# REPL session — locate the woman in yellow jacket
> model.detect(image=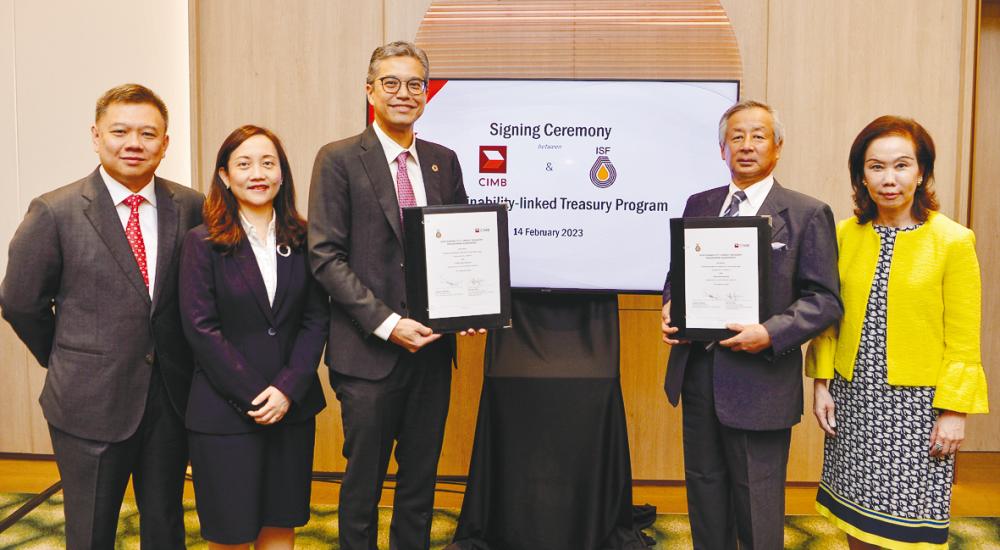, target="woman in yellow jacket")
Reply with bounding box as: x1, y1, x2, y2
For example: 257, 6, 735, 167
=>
806, 116, 988, 550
